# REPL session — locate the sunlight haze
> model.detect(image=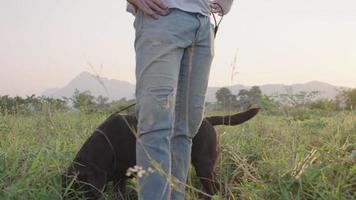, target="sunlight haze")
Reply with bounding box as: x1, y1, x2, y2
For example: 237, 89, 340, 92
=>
0, 0, 355, 96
